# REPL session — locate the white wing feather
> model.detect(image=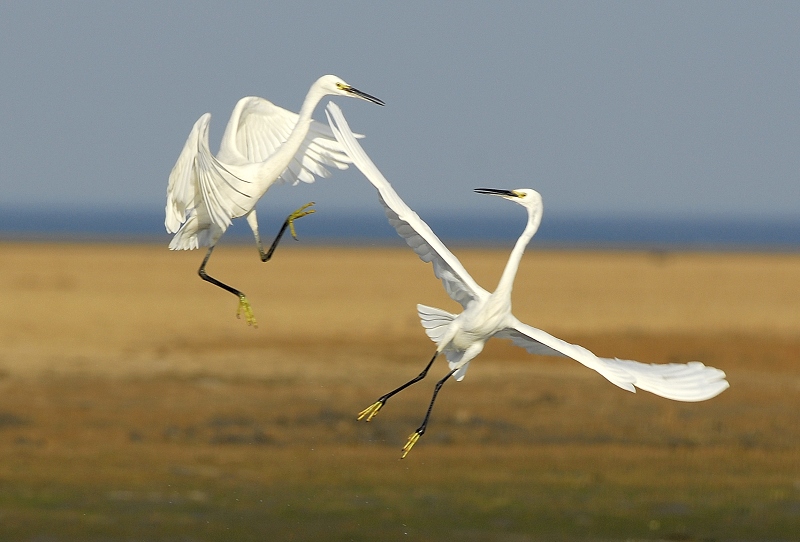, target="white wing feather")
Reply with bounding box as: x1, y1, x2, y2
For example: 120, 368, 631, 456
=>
166, 97, 357, 246
495, 319, 729, 401
165, 114, 206, 233
327, 102, 488, 308
217, 96, 355, 186
165, 113, 255, 233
